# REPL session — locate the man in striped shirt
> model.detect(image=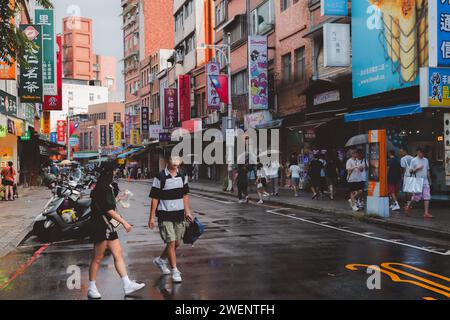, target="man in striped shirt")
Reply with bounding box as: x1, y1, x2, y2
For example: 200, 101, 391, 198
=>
148, 155, 192, 283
